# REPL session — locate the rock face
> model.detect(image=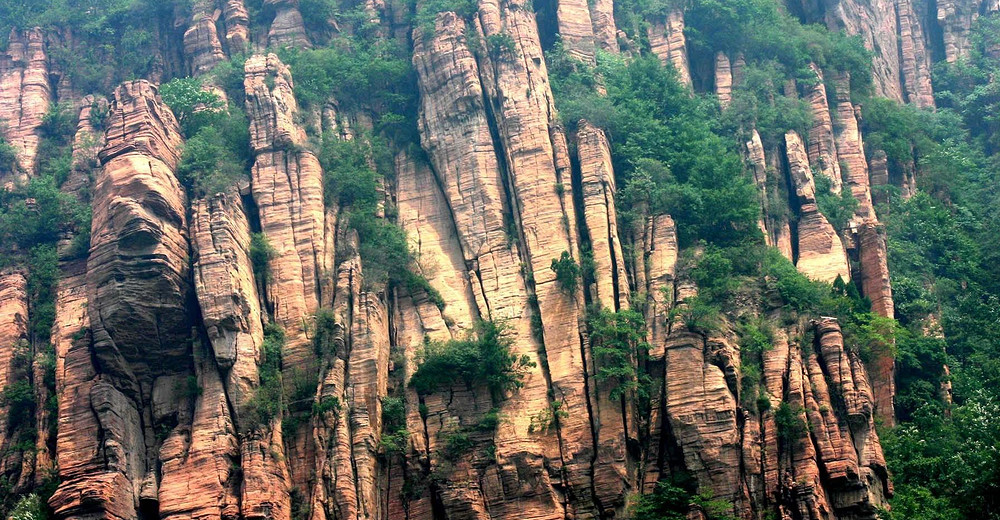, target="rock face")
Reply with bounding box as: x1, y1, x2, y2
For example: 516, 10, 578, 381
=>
184, 0, 227, 75
0, 28, 52, 182
785, 131, 851, 283
2, 0, 957, 518
647, 9, 691, 87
